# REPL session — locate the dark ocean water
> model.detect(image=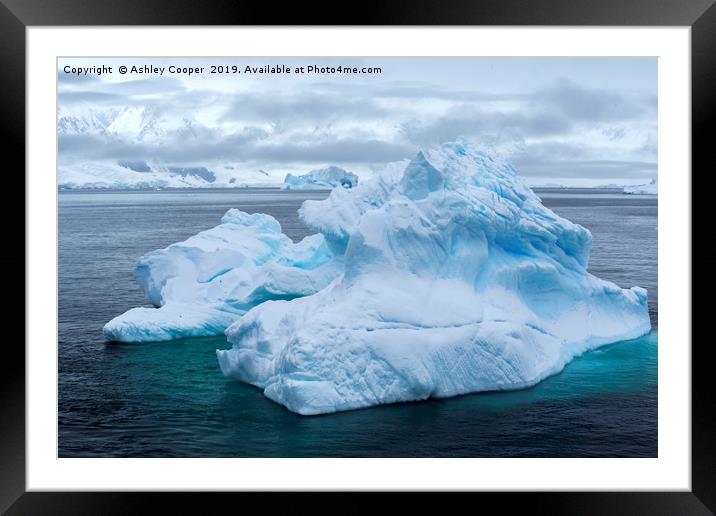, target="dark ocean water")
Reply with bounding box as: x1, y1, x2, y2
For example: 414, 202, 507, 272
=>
58, 188, 658, 457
